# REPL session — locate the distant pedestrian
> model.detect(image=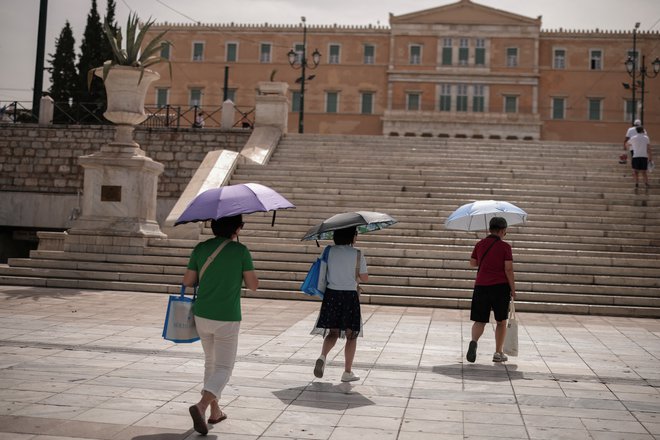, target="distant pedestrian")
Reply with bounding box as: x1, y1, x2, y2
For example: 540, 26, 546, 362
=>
193, 111, 205, 128
466, 217, 516, 363
182, 215, 258, 435
624, 119, 644, 164
630, 126, 653, 188
312, 226, 368, 382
